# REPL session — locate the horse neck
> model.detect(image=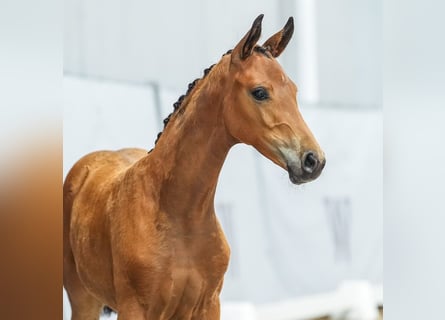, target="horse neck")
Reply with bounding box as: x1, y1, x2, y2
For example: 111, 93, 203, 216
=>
142, 66, 235, 221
